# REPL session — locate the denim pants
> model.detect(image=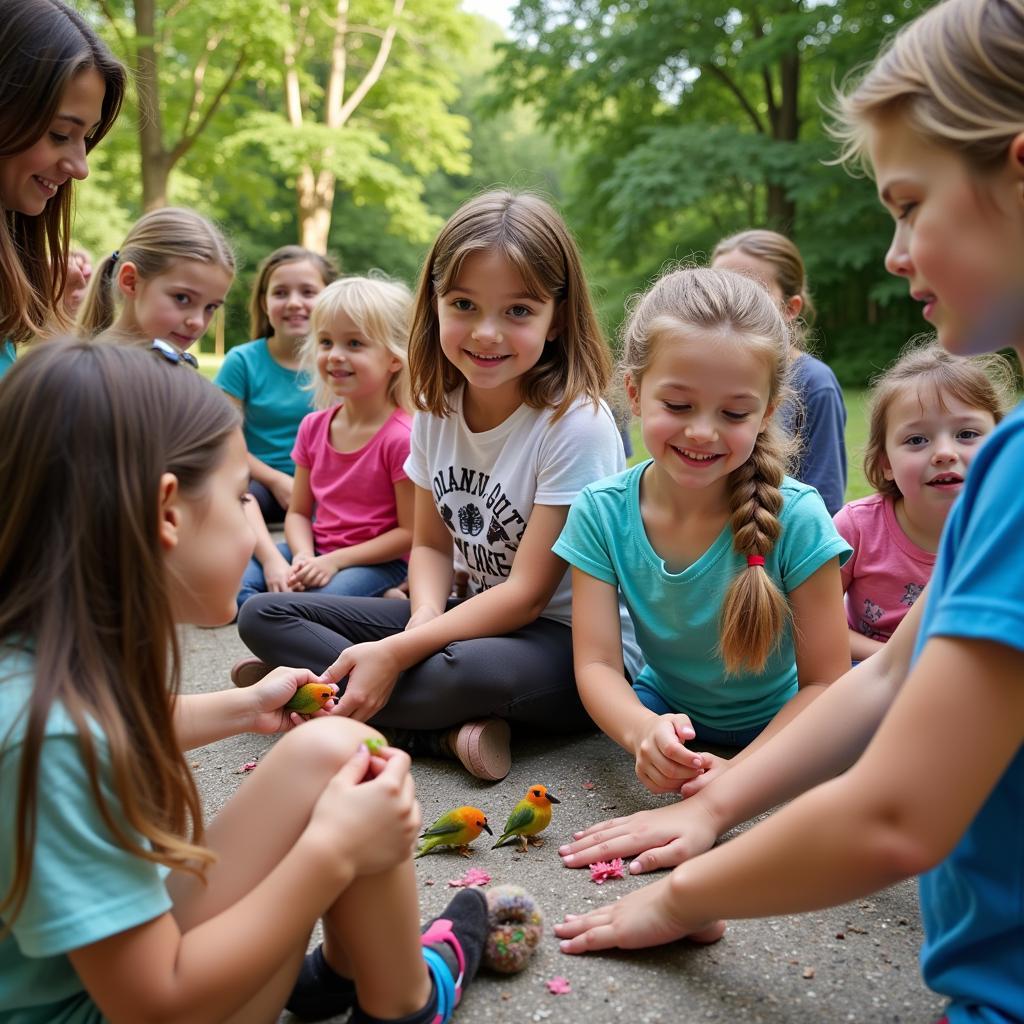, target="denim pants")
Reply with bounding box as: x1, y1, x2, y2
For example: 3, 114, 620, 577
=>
632, 677, 768, 747
236, 542, 407, 609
